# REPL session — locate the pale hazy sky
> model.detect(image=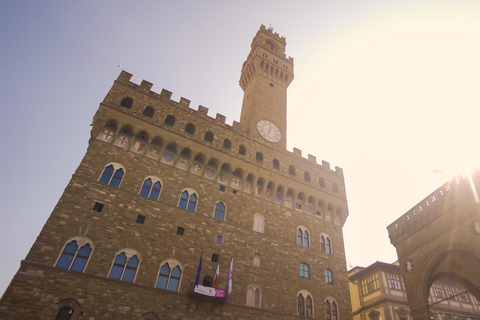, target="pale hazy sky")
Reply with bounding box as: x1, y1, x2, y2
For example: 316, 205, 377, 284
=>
1, 1, 480, 295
